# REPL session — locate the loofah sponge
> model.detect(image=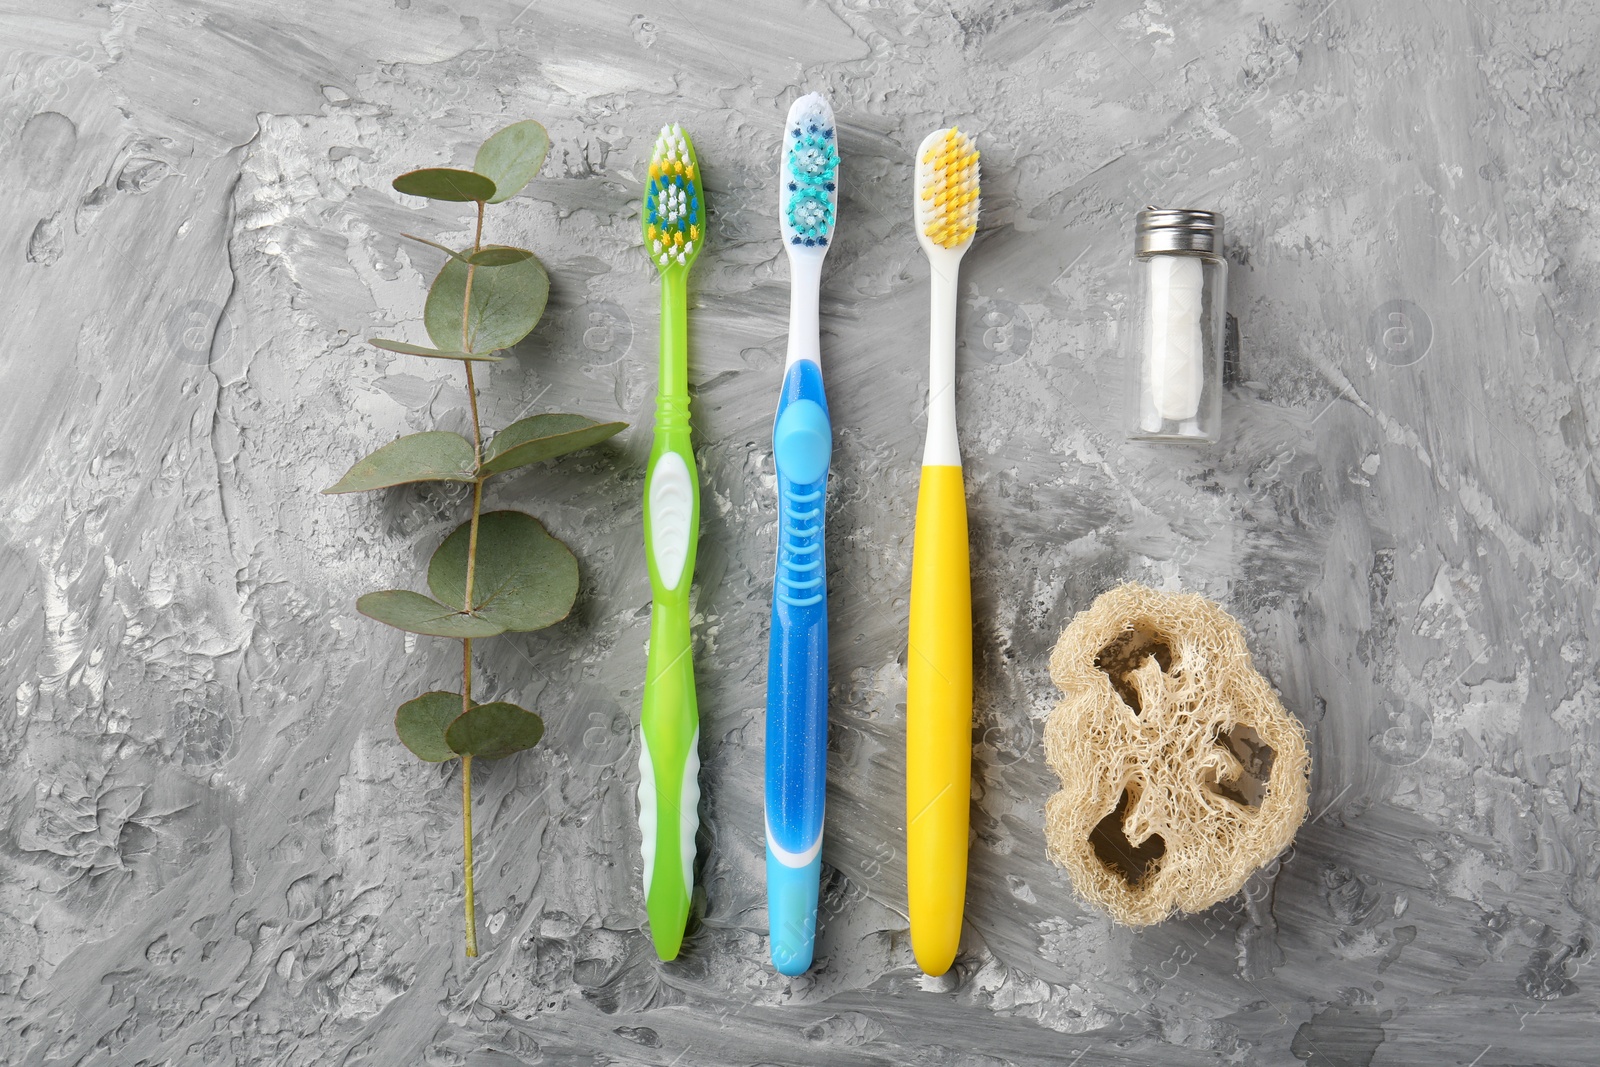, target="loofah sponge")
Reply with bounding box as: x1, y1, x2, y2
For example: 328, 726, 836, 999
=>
1043, 583, 1310, 925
